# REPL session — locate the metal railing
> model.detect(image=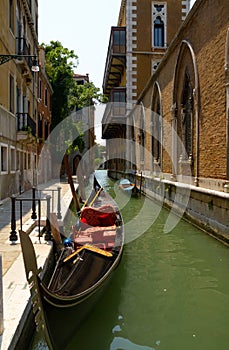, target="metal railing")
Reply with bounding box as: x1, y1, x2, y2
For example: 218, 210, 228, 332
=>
16, 112, 36, 136
9, 186, 62, 243
16, 37, 33, 68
